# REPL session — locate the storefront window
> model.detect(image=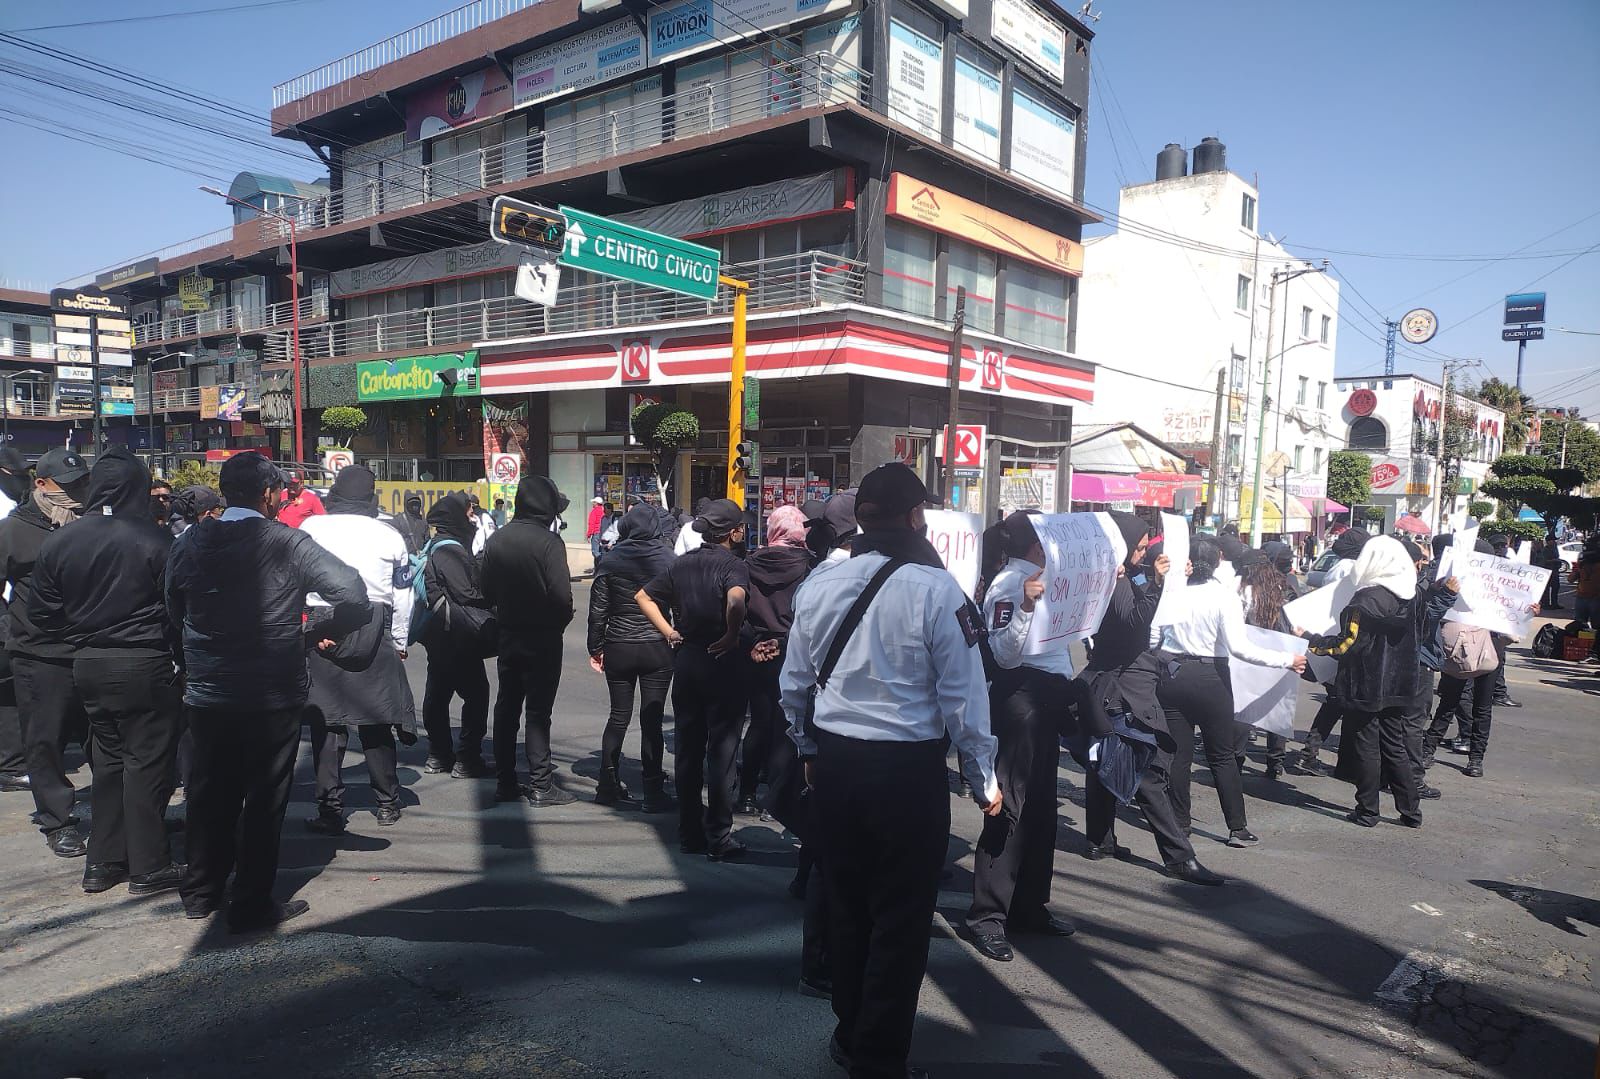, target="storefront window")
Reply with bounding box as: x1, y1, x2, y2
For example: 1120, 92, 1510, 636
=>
1004, 262, 1068, 350
884, 221, 937, 318
947, 240, 997, 333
